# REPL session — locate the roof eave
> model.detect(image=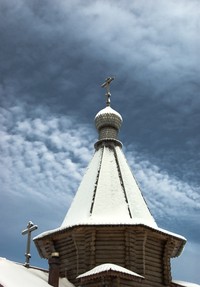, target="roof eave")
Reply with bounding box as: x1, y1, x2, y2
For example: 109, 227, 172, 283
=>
34, 223, 186, 259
